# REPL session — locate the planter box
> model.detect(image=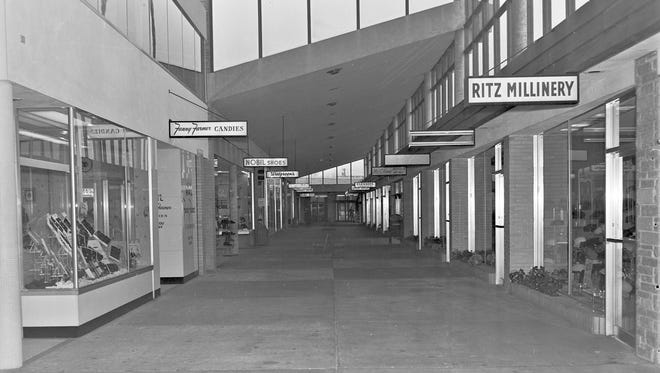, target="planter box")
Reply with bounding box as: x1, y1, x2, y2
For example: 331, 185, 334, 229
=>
451, 260, 497, 284
509, 283, 605, 335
